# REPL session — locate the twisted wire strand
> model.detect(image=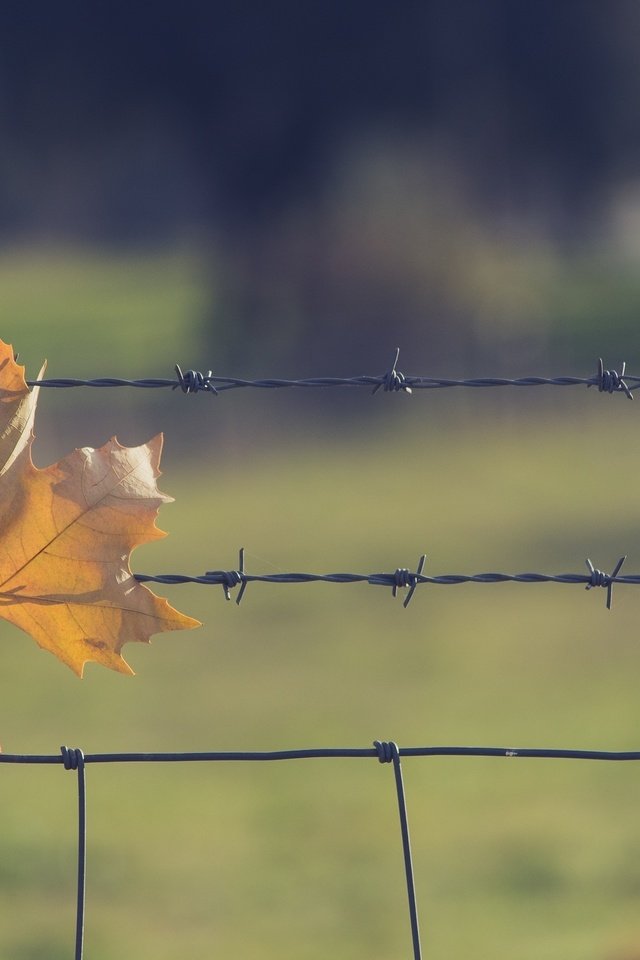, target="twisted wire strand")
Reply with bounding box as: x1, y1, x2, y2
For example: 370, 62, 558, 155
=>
23, 355, 639, 398
134, 554, 632, 609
